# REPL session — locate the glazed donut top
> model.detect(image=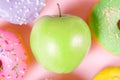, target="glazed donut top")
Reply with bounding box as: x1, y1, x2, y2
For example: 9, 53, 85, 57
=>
90, 0, 120, 55
0, 29, 28, 80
